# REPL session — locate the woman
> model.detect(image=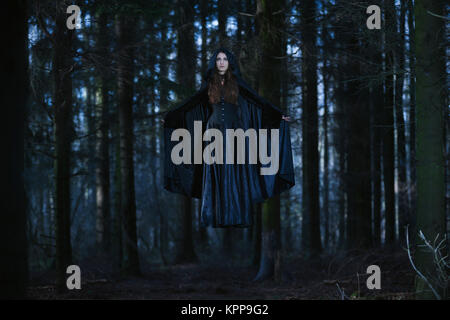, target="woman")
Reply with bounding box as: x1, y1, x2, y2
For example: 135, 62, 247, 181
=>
163, 47, 294, 228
